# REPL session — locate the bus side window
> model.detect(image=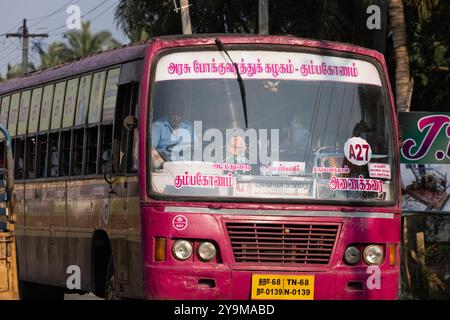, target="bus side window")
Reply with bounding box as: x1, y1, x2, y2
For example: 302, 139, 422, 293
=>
128, 128, 138, 173
48, 133, 59, 177
25, 136, 37, 179
126, 83, 139, 173
14, 138, 25, 180
100, 124, 113, 174
86, 126, 99, 175
71, 129, 84, 176
36, 134, 48, 178
60, 131, 71, 177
